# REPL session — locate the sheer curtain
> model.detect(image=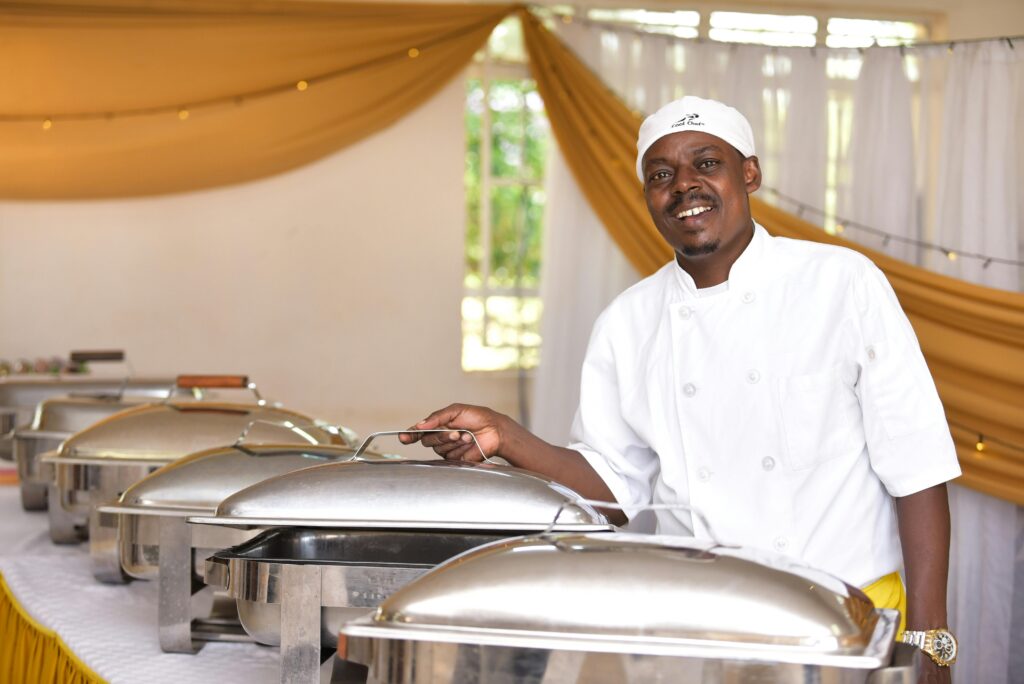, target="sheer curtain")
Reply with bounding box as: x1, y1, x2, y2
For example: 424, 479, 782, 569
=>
841, 49, 919, 263
530, 21, 639, 446
535, 18, 1023, 683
